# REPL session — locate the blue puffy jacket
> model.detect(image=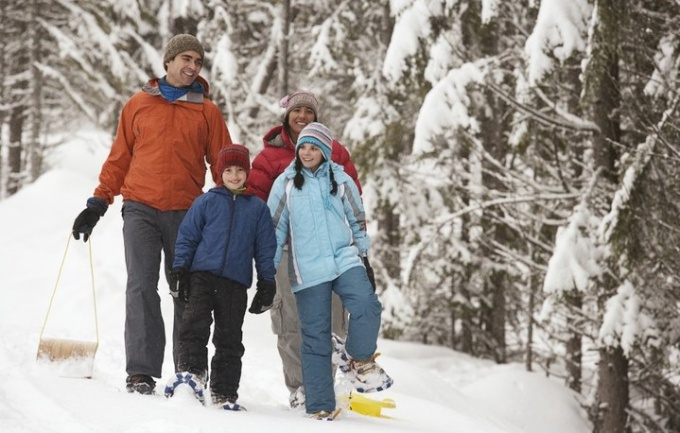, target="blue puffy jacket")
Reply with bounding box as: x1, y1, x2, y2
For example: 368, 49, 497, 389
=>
267, 160, 370, 293
174, 186, 276, 288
